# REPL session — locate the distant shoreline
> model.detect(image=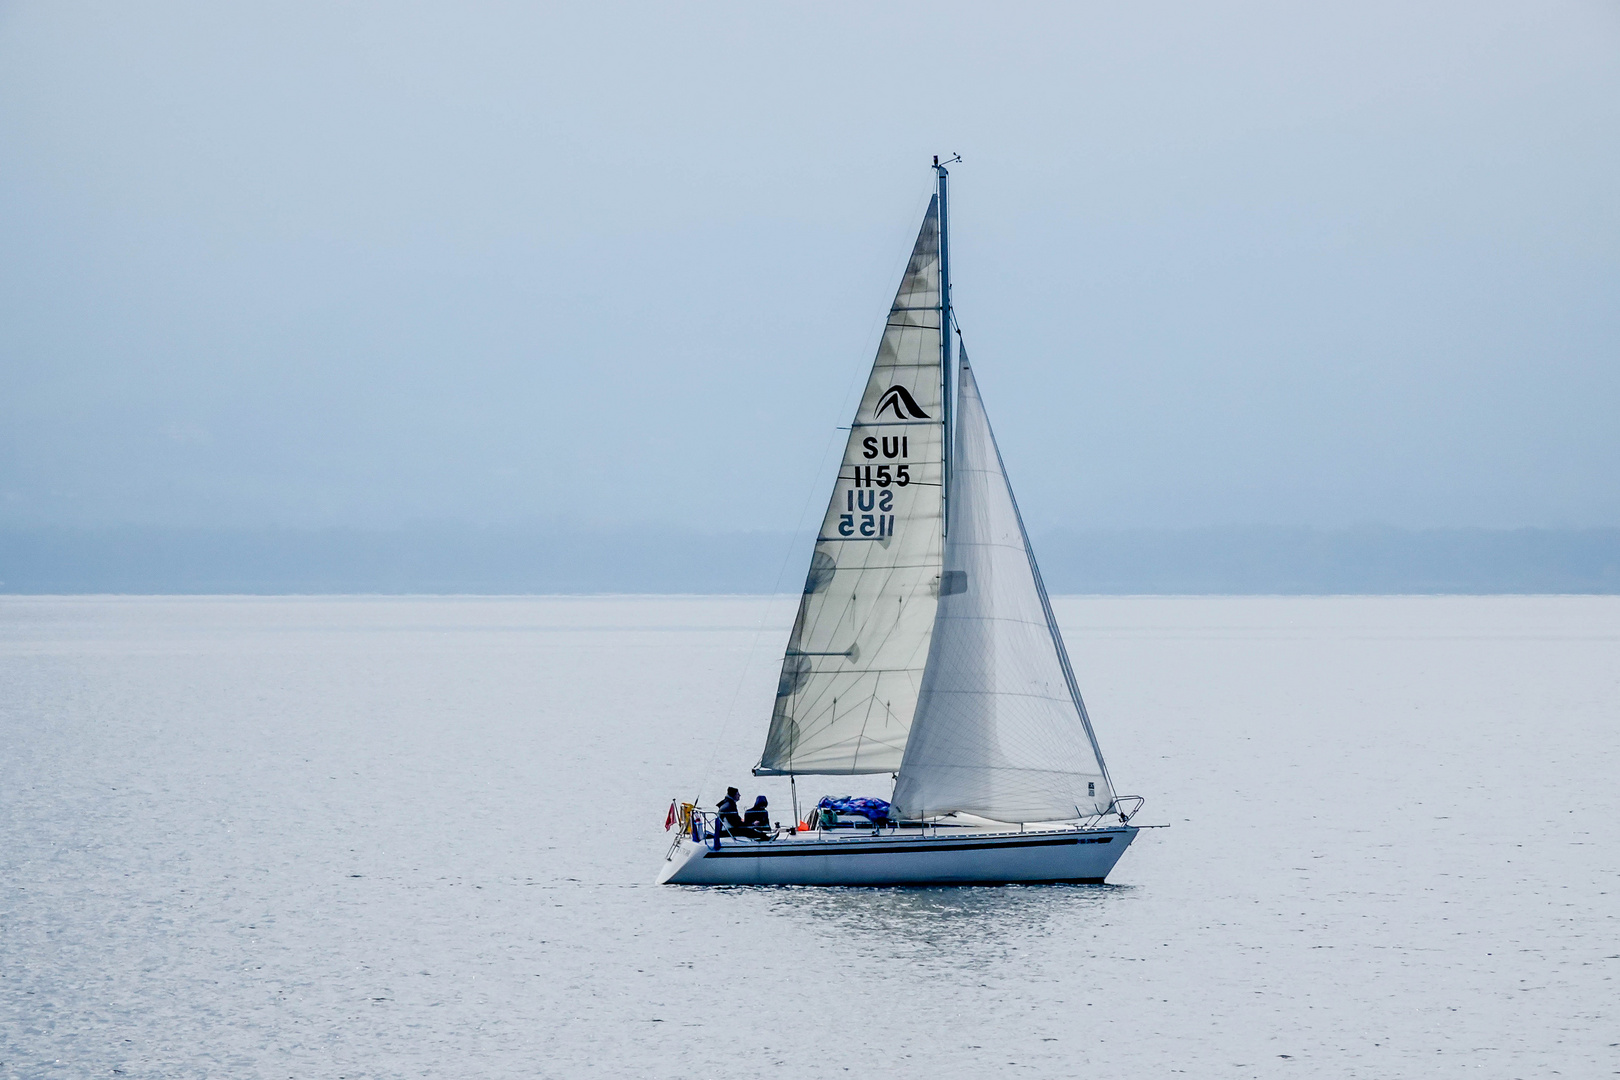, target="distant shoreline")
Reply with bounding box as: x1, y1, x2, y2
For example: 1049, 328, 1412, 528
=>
3, 525, 1617, 596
